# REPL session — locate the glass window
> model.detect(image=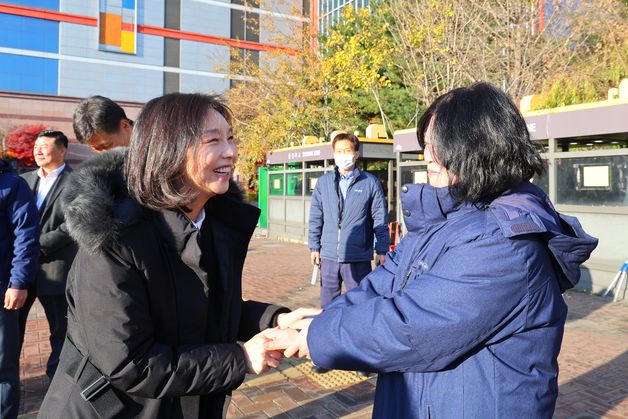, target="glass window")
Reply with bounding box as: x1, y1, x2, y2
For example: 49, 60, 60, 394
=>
287, 162, 302, 170
269, 164, 284, 171
269, 173, 284, 196
400, 165, 428, 186
306, 160, 325, 169
286, 173, 303, 196
531, 164, 549, 194
556, 155, 628, 206
556, 138, 628, 152
364, 160, 388, 171
305, 171, 324, 196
